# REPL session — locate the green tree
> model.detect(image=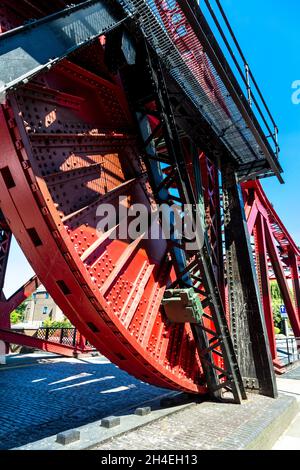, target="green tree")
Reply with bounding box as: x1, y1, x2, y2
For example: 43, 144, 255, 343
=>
42, 318, 73, 328
10, 302, 27, 324
270, 281, 284, 330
